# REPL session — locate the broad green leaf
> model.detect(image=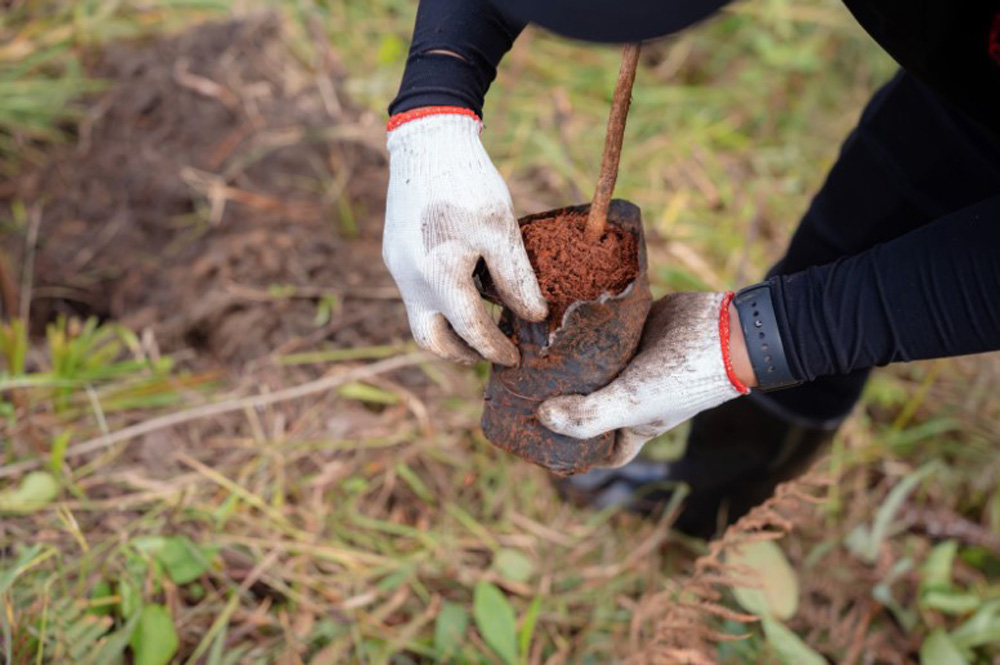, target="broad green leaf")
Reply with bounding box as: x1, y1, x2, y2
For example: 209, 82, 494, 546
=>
922, 590, 982, 615
518, 596, 542, 662
473, 581, 518, 665
950, 600, 1000, 650
494, 549, 535, 584
761, 617, 825, 665
0, 471, 59, 514
921, 540, 958, 592
132, 535, 211, 585
434, 601, 469, 660
337, 382, 399, 405
919, 629, 968, 665
727, 540, 799, 620
129, 604, 178, 665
